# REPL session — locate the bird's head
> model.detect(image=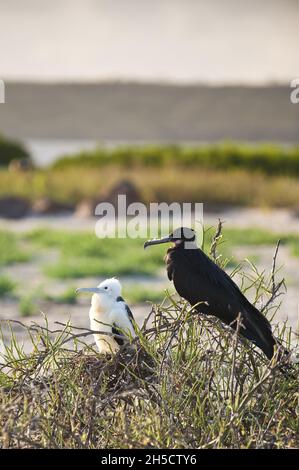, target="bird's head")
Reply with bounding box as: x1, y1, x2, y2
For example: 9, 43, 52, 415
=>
76, 278, 122, 309
144, 227, 197, 249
